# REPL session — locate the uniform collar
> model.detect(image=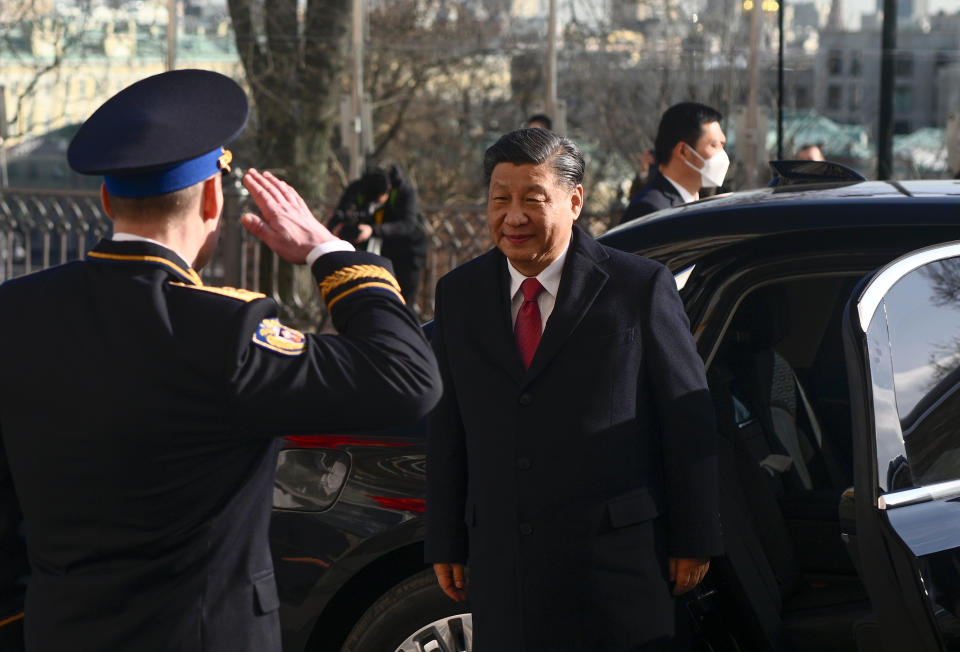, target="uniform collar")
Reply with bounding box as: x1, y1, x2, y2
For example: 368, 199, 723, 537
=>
111, 232, 183, 255
86, 238, 203, 286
